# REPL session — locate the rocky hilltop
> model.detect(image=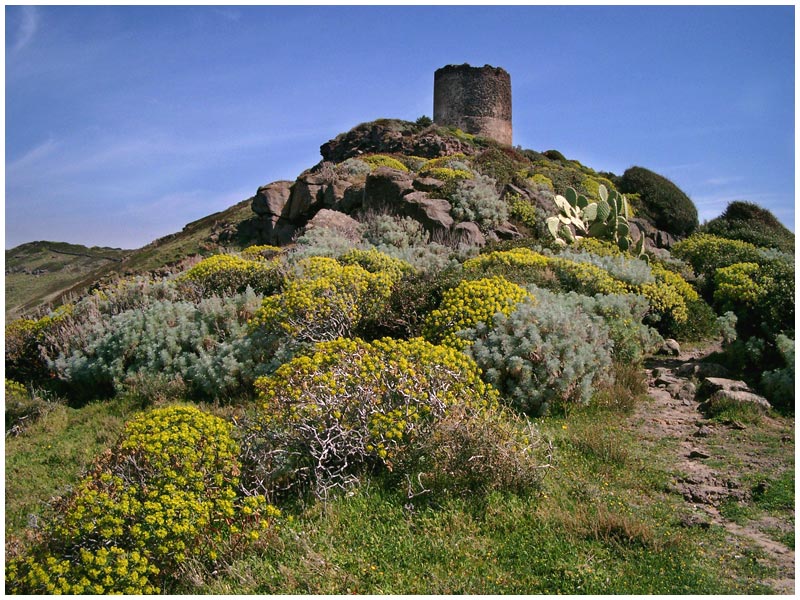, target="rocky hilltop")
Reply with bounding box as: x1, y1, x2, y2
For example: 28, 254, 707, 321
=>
239, 118, 688, 252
